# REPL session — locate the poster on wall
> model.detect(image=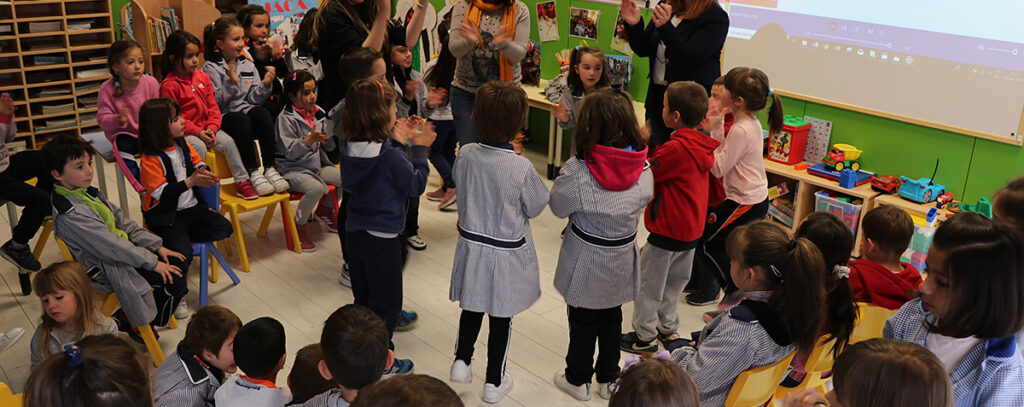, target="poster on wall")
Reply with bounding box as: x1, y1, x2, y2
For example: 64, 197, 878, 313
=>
521, 40, 541, 86
607, 54, 631, 91
610, 17, 632, 55
248, 0, 311, 50
568, 7, 599, 40
536, 1, 558, 42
